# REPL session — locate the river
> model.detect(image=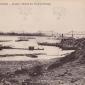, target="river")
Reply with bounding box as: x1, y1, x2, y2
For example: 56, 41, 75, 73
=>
0, 35, 74, 61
